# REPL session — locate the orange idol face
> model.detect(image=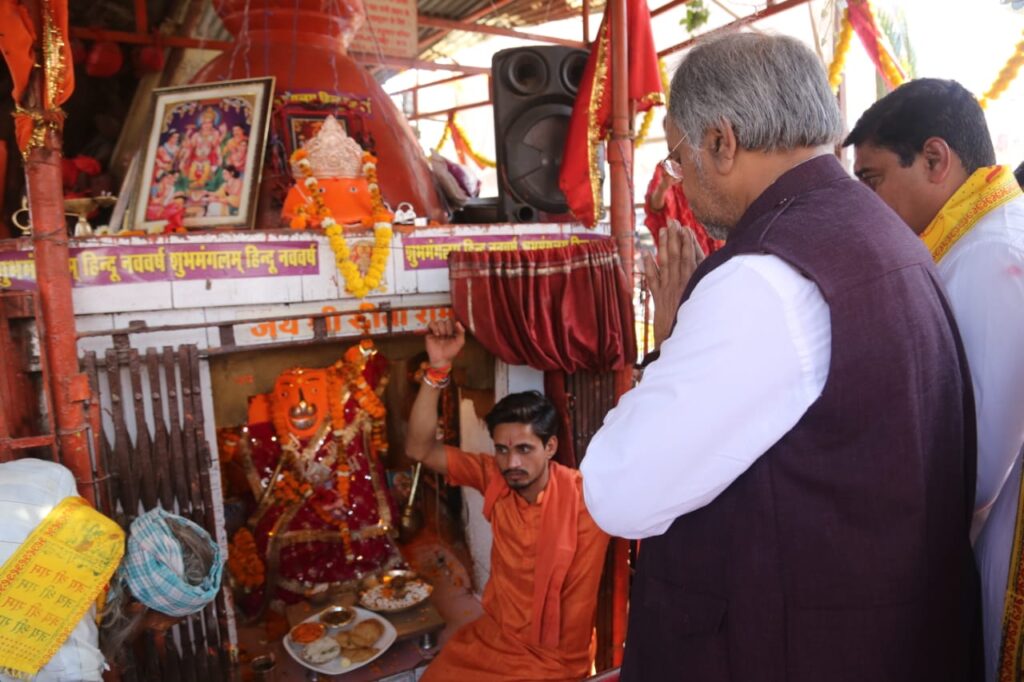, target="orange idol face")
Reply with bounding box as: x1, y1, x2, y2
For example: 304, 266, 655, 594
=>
272, 368, 330, 440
